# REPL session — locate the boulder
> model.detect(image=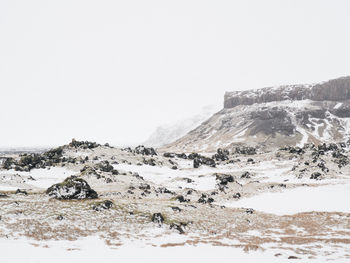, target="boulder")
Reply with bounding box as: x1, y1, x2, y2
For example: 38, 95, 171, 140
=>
310, 172, 322, 180
198, 194, 214, 204
241, 171, 251, 179
134, 145, 157, 156
190, 153, 216, 168
97, 161, 114, 173
212, 148, 229, 161
175, 195, 190, 203
152, 213, 164, 225
46, 176, 98, 200
215, 173, 234, 185
92, 200, 114, 211
170, 223, 185, 234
